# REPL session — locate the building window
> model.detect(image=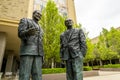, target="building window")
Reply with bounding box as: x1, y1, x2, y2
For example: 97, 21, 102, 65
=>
58, 0, 66, 5
33, 0, 68, 16
59, 7, 68, 17
34, 0, 46, 12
